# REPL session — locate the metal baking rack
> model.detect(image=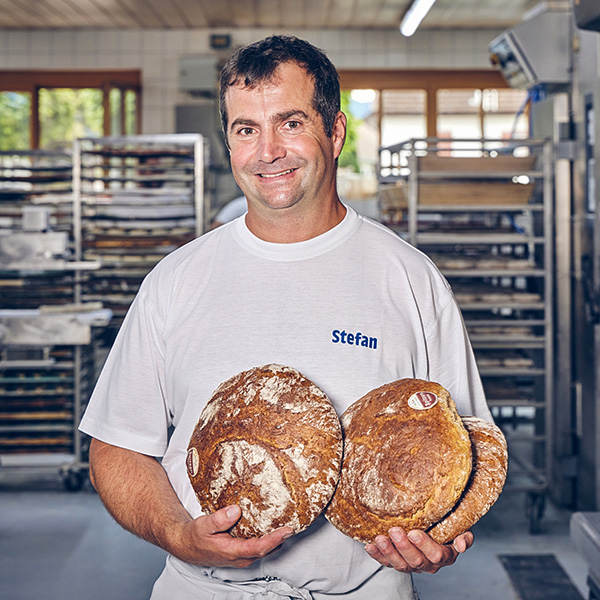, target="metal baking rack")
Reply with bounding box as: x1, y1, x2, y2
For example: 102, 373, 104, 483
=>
73, 134, 209, 346
0, 149, 111, 489
378, 138, 553, 533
